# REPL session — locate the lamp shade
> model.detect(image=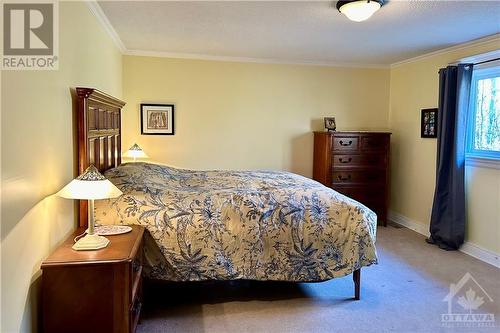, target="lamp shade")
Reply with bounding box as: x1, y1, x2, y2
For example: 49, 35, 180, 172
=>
57, 165, 123, 200
123, 143, 148, 159
337, 0, 383, 22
